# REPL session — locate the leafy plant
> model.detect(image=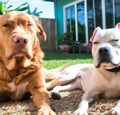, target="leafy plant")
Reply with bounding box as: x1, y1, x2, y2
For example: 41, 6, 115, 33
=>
13, 2, 31, 14
58, 32, 74, 45
0, 0, 43, 17
0, 0, 31, 14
